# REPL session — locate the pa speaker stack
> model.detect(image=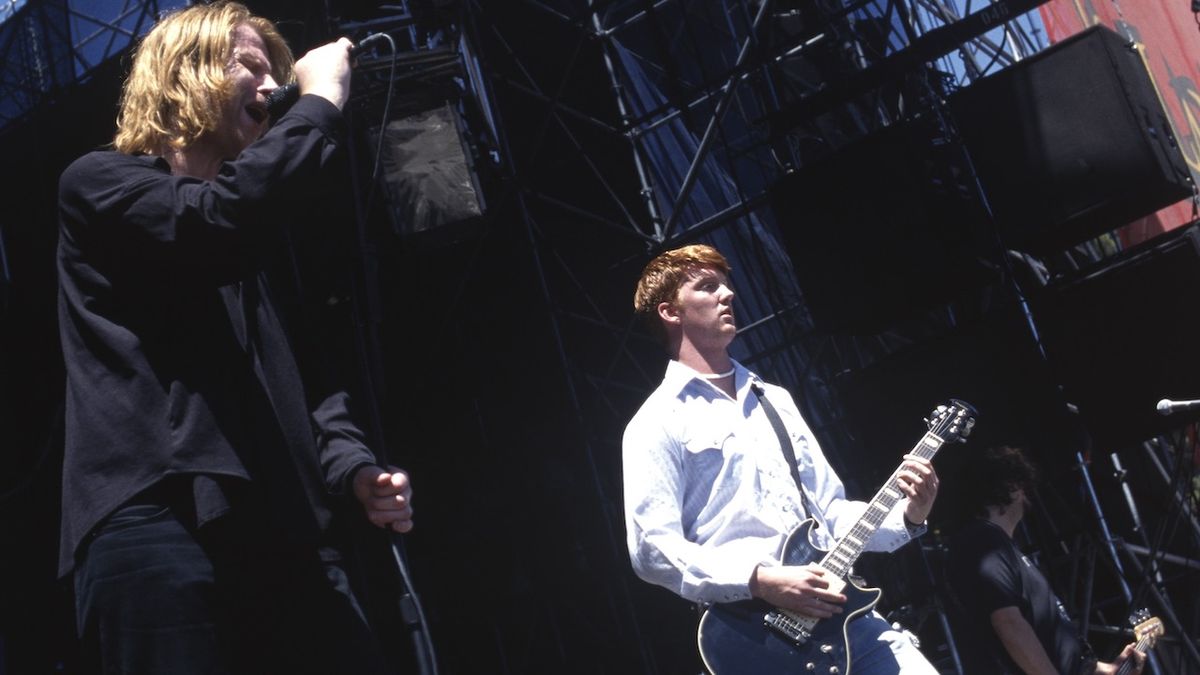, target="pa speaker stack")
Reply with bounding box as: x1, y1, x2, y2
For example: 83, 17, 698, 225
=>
949, 25, 1193, 253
